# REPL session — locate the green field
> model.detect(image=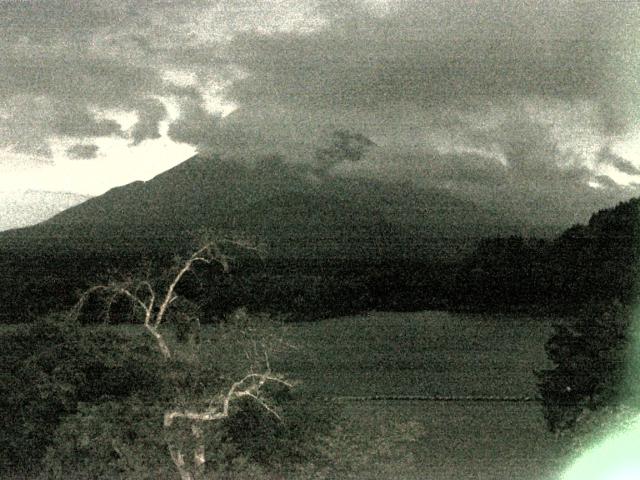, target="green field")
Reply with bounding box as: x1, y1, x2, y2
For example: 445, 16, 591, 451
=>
270, 311, 568, 479
276, 311, 555, 398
